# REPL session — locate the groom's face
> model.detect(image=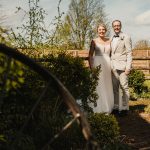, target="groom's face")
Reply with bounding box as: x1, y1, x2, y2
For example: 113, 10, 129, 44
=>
112, 21, 121, 34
